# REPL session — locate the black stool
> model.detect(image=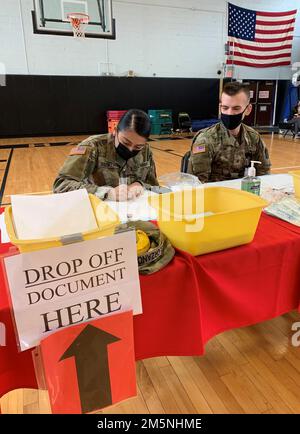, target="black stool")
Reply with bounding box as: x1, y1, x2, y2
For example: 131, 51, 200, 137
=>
278, 122, 296, 138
